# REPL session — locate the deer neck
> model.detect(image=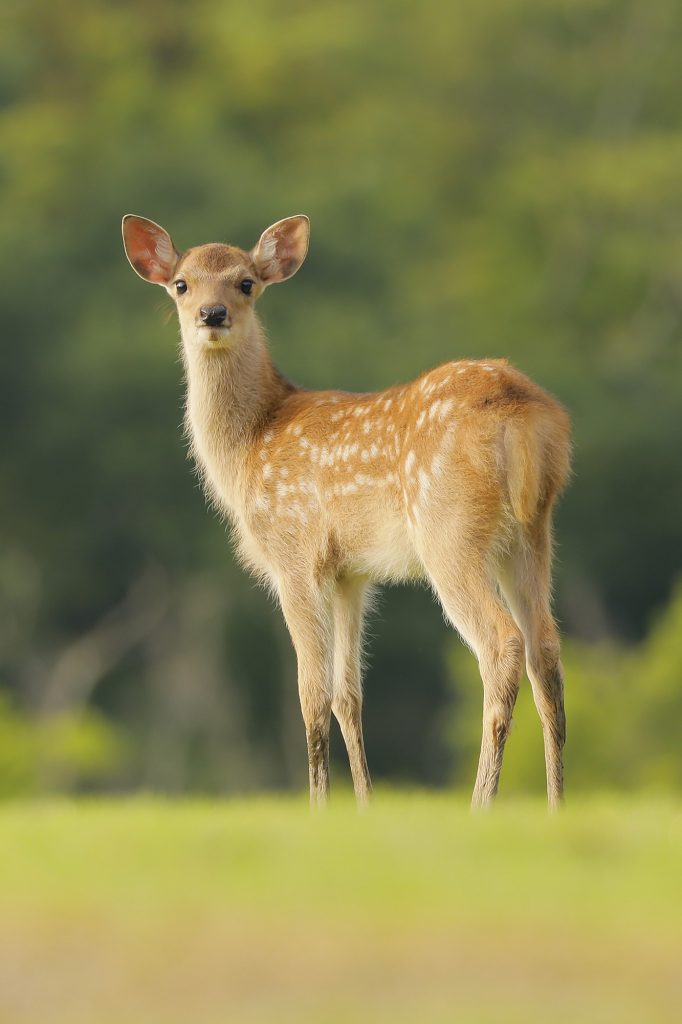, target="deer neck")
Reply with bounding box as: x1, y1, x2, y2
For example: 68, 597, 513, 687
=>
182, 323, 291, 512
